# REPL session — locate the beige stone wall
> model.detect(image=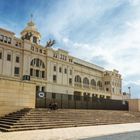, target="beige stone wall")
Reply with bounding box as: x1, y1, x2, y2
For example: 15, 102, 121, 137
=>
128, 99, 140, 112
47, 83, 74, 95
0, 79, 36, 117
0, 25, 129, 105
111, 94, 123, 100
